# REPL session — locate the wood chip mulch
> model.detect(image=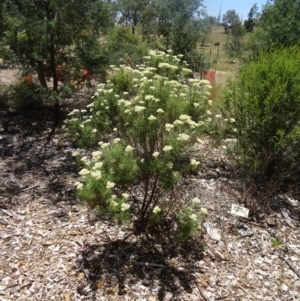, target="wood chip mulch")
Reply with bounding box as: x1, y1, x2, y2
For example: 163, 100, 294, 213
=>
0, 70, 299, 300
